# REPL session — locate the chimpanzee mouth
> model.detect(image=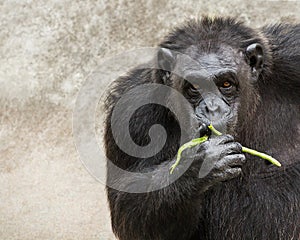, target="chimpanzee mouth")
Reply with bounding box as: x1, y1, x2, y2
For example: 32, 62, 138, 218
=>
196, 114, 231, 134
